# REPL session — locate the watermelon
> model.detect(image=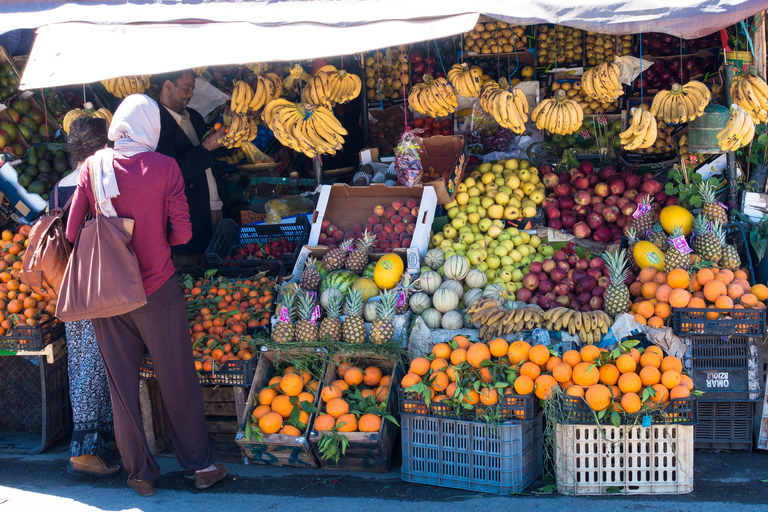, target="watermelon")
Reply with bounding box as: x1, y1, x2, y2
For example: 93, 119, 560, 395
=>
363, 262, 376, 279
316, 260, 329, 280
319, 270, 359, 297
